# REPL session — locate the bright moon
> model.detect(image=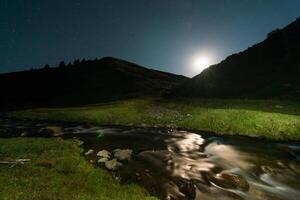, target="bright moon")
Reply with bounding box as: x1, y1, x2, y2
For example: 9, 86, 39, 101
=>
191, 56, 211, 73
